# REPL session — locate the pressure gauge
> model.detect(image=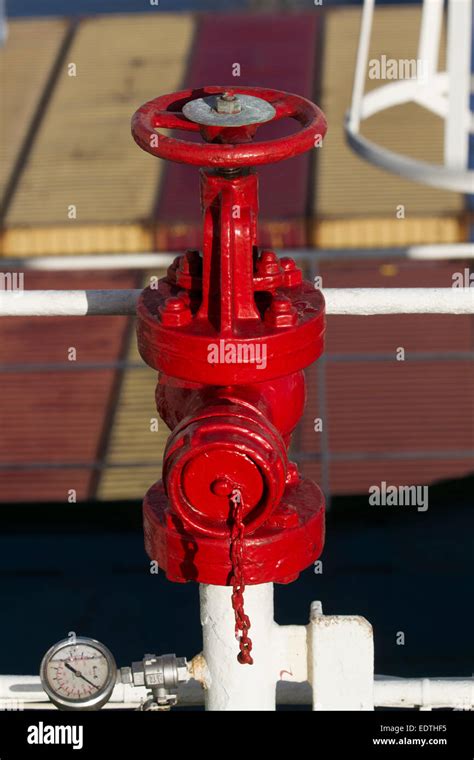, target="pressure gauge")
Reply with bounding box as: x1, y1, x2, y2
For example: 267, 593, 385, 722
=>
40, 637, 117, 710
